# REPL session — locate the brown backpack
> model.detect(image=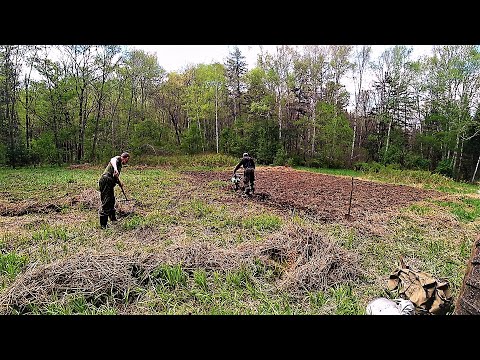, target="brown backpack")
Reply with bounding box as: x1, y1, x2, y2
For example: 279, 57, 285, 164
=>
387, 263, 452, 315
